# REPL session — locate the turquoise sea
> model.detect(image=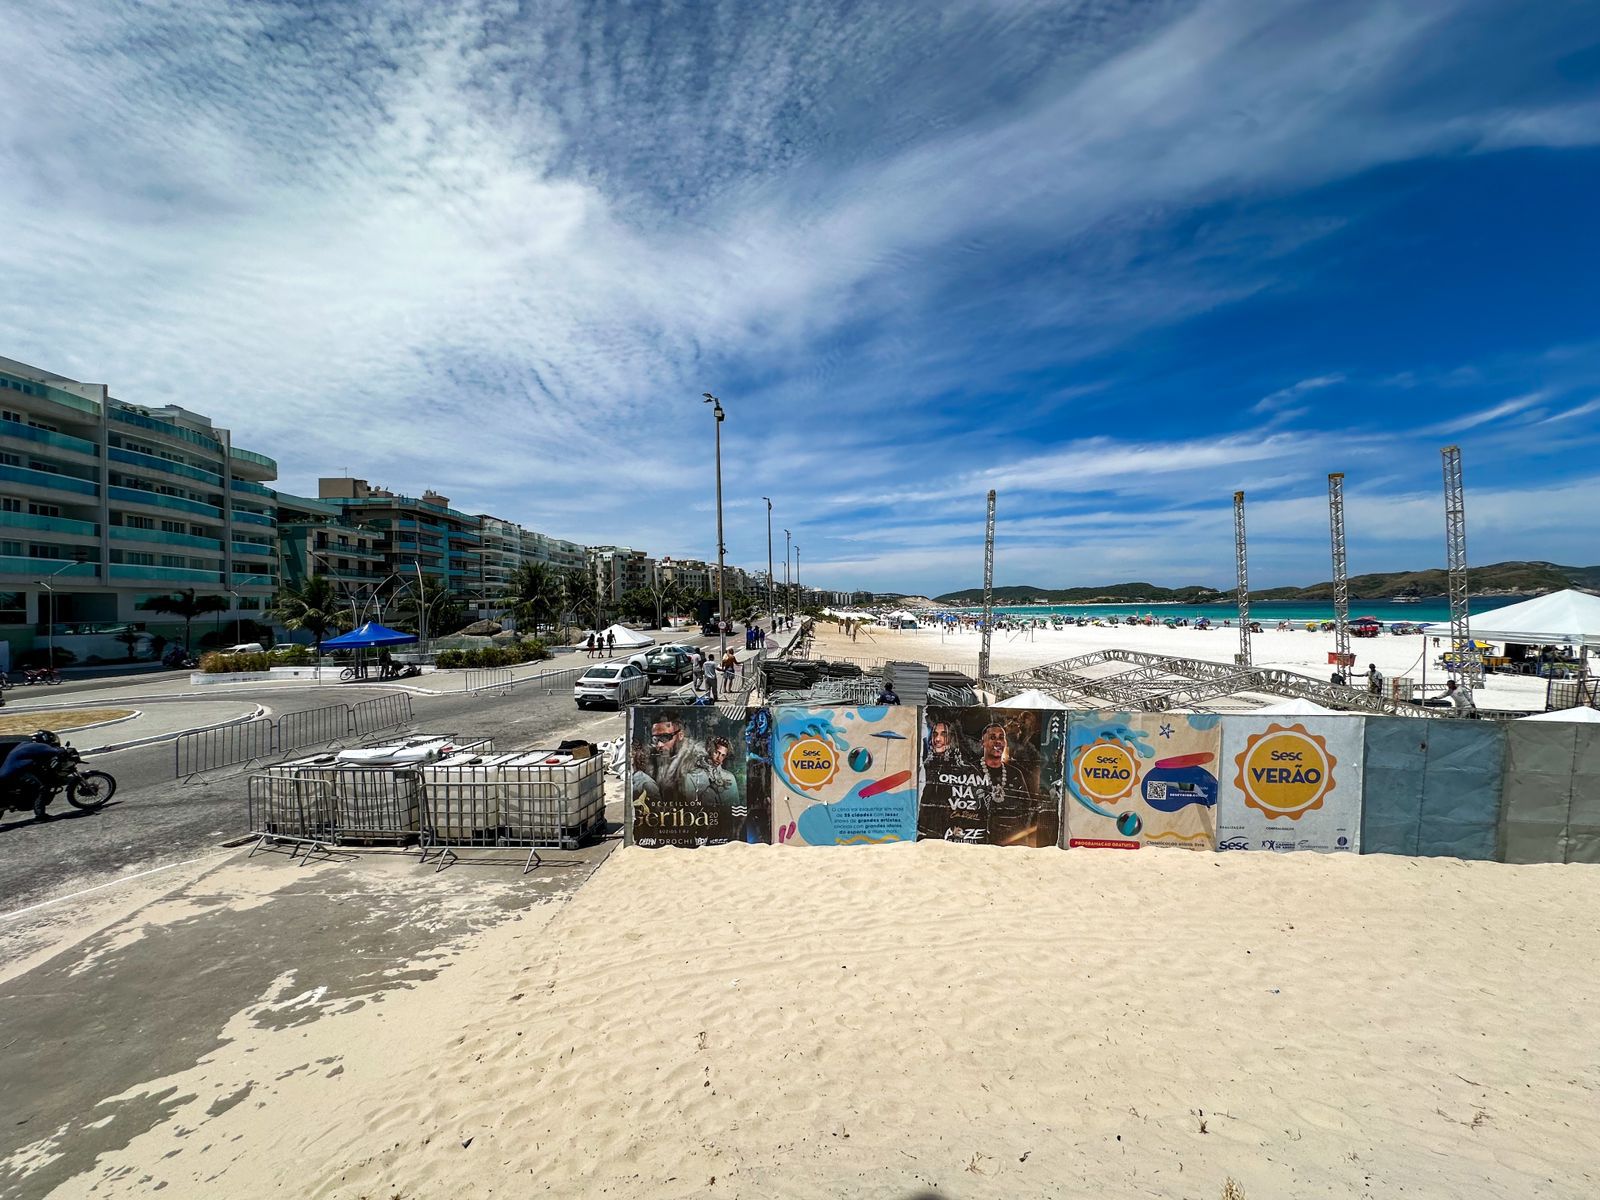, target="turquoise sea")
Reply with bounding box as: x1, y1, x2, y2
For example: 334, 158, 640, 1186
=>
954, 596, 1528, 625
